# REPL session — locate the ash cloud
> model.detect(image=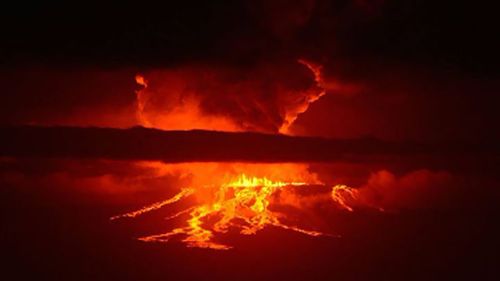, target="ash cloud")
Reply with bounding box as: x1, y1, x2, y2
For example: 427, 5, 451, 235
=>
136, 60, 325, 133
